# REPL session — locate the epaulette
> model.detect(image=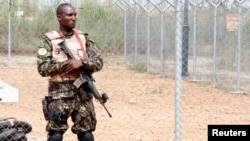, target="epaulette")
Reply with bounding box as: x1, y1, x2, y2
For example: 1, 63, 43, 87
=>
73, 29, 95, 45
45, 31, 63, 40
74, 29, 92, 43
